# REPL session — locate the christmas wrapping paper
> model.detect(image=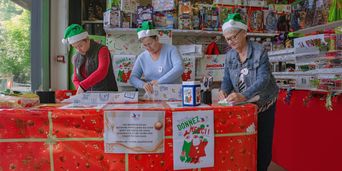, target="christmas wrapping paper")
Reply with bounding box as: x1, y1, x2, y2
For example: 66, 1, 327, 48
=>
0, 103, 257, 171
55, 90, 76, 103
